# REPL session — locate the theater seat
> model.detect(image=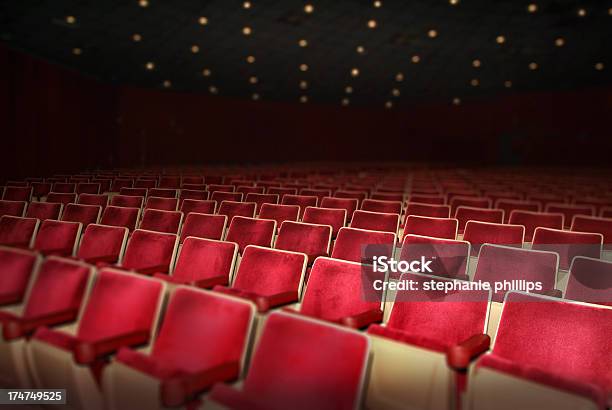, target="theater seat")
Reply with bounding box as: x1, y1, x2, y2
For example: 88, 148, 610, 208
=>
0, 216, 39, 248
155, 237, 237, 288
110, 179, 134, 192
145, 196, 178, 211
450, 196, 492, 216
60, 203, 102, 227
455, 206, 504, 234
545, 203, 595, 229
46, 192, 77, 206
120, 187, 148, 198
565, 256, 612, 305
303, 206, 346, 238
266, 187, 297, 200
76, 224, 128, 265
508, 210, 564, 242
180, 199, 216, 216
180, 213, 226, 242
405, 202, 451, 218
76, 183, 101, 195
399, 234, 470, 280
51, 182, 76, 194
219, 201, 256, 223
178, 189, 209, 206
118, 230, 178, 275
111, 195, 144, 209
244, 193, 278, 215
31, 182, 52, 199
0, 246, 40, 306
25, 202, 63, 220
237, 186, 265, 195
77, 193, 109, 210
495, 199, 540, 223
100, 206, 141, 232
408, 194, 445, 205
32, 220, 82, 257
0, 200, 26, 218
214, 246, 306, 312
571, 215, 612, 252
320, 197, 358, 221
463, 221, 524, 256
225, 216, 275, 254
366, 272, 491, 410
148, 188, 178, 199
259, 203, 299, 228
2, 186, 32, 202
28, 269, 165, 410
404, 215, 458, 240
465, 291, 612, 410
275, 221, 331, 264
332, 227, 396, 264
211, 191, 243, 204
139, 209, 183, 235
299, 188, 330, 205
351, 210, 399, 234
0, 256, 92, 387
208, 184, 235, 193
206, 311, 369, 410
281, 195, 318, 218
158, 176, 181, 189
361, 199, 402, 215
104, 287, 255, 409
532, 227, 602, 272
